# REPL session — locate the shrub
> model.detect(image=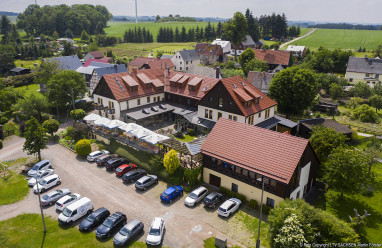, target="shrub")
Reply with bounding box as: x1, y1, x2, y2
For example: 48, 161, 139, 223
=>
174, 131, 184, 139
66, 123, 90, 141
75, 139, 91, 156
218, 186, 229, 195
352, 104, 379, 123
249, 199, 258, 209
0, 140, 3, 149
0, 117, 8, 125
41, 113, 52, 123
184, 167, 202, 186
150, 155, 164, 171
163, 149, 180, 175
187, 128, 195, 136
12, 111, 29, 123
70, 109, 86, 122
262, 204, 272, 215
42, 119, 60, 136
